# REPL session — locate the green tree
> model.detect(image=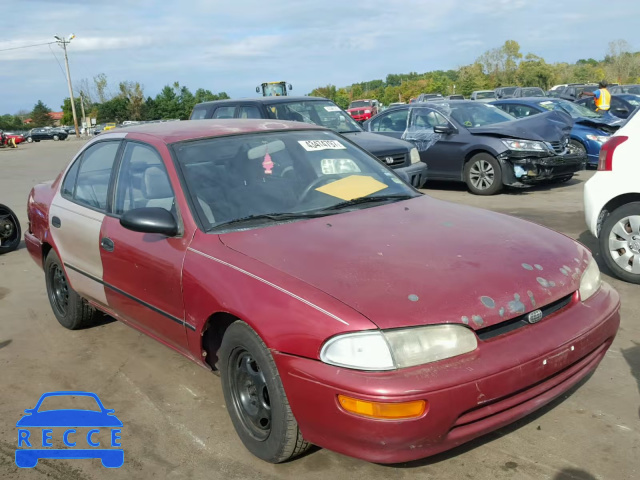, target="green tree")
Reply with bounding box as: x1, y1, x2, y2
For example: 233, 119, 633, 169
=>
61, 97, 83, 125
517, 54, 554, 88
97, 97, 129, 123
31, 101, 54, 127
118, 81, 145, 120
457, 64, 487, 96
